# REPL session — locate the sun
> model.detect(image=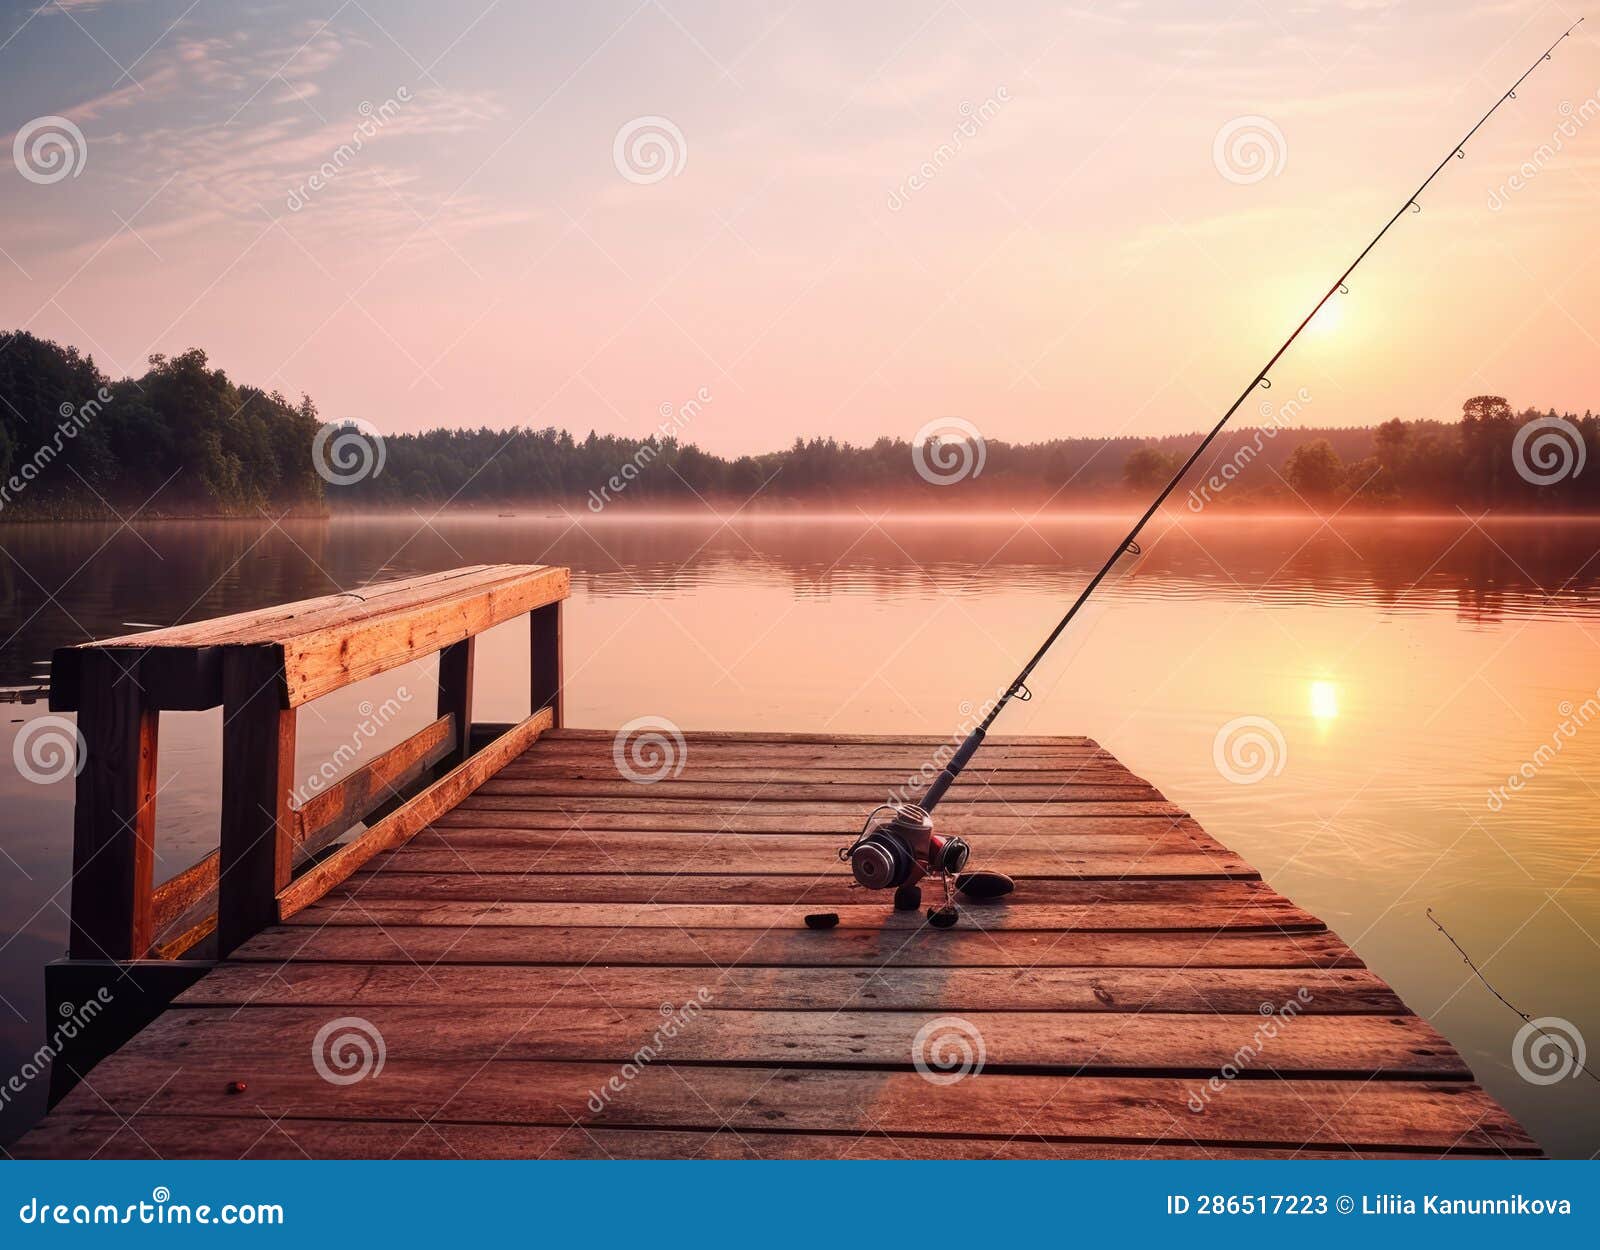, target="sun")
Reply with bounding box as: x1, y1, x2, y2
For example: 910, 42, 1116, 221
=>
1309, 296, 1345, 336
1310, 680, 1339, 720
